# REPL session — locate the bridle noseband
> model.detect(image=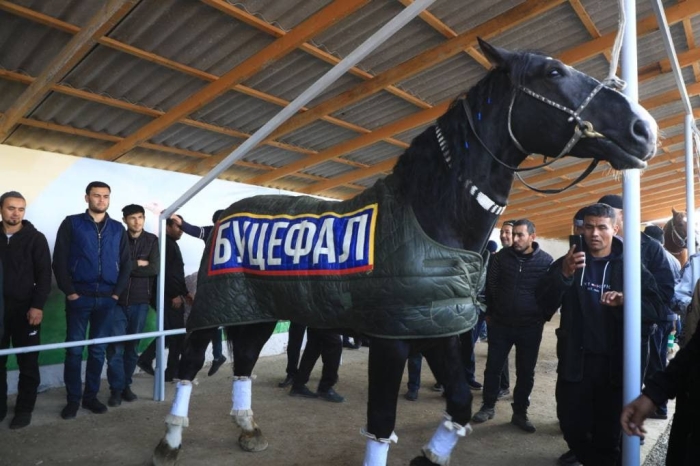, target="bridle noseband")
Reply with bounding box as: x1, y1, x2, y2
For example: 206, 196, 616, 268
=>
508, 75, 625, 162
670, 218, 688, 249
